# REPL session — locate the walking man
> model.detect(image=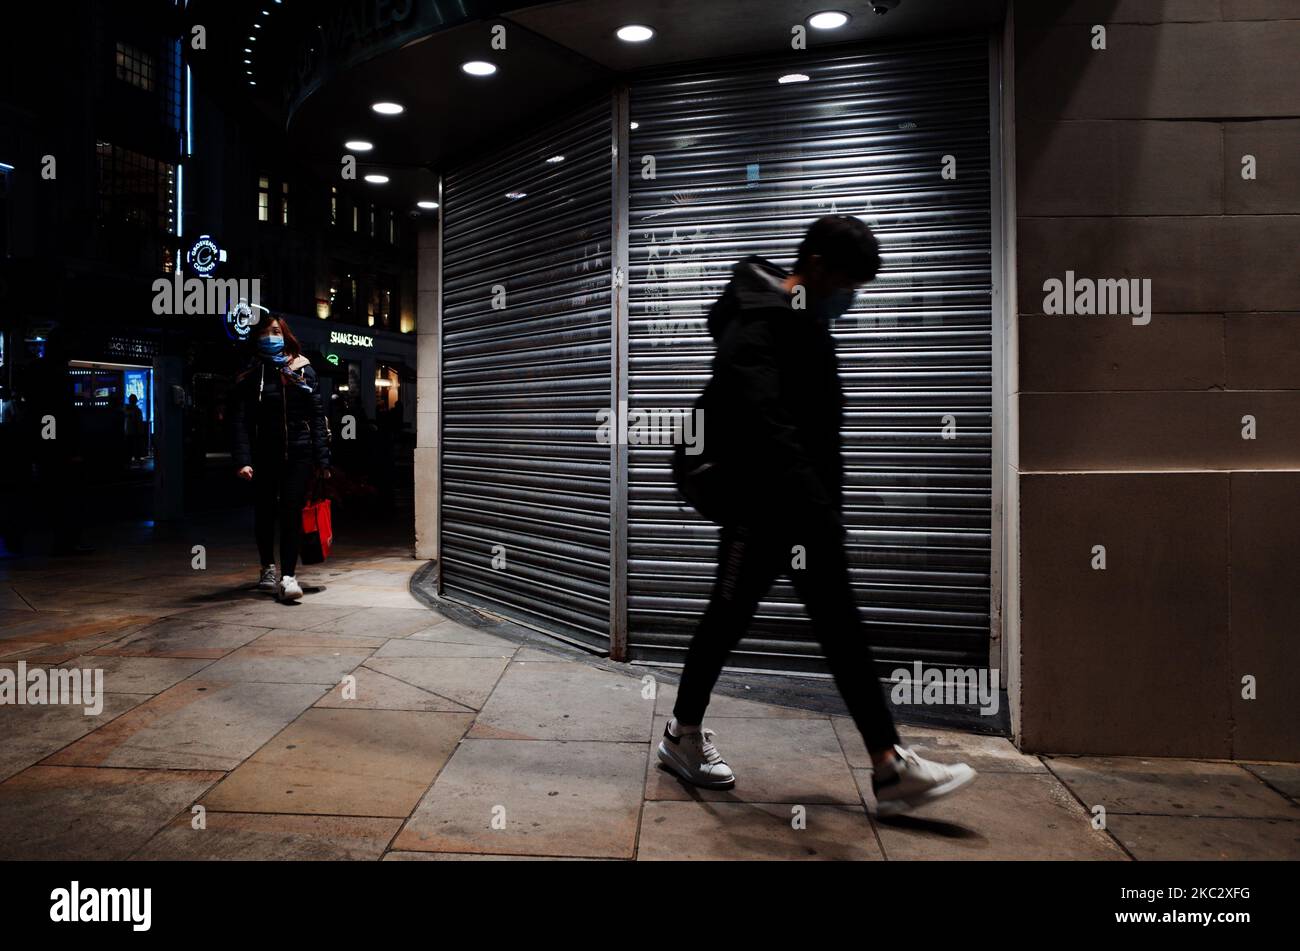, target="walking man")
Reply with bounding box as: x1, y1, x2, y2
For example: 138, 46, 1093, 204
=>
659, 215, 977, 817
